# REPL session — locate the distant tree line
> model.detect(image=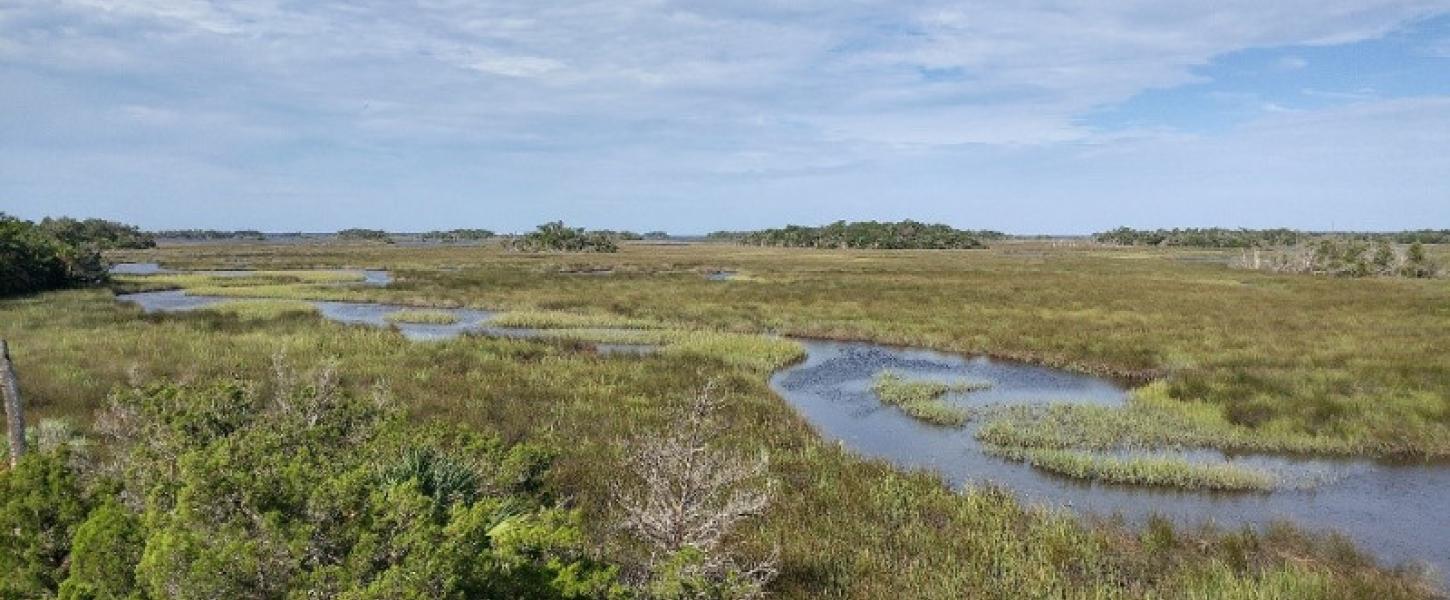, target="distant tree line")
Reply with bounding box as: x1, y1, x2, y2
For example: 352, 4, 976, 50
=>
710, 220, 1002, 250
1095, 227, 1450, 248
420, 228, 495, 242
336, 228, 393, 242
151, 229, 266, 241
37, 217, 155, 250
1233, 239, 1439, 278
0, 214, 111, 297
504, 221, 619, 253
1094, 227, 1305, 248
